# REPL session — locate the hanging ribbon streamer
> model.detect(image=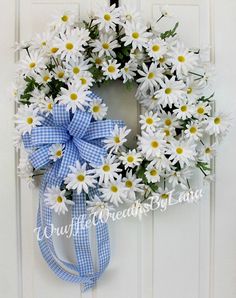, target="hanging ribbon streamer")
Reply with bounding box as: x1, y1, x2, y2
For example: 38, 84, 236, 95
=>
23, 92, 124, 290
